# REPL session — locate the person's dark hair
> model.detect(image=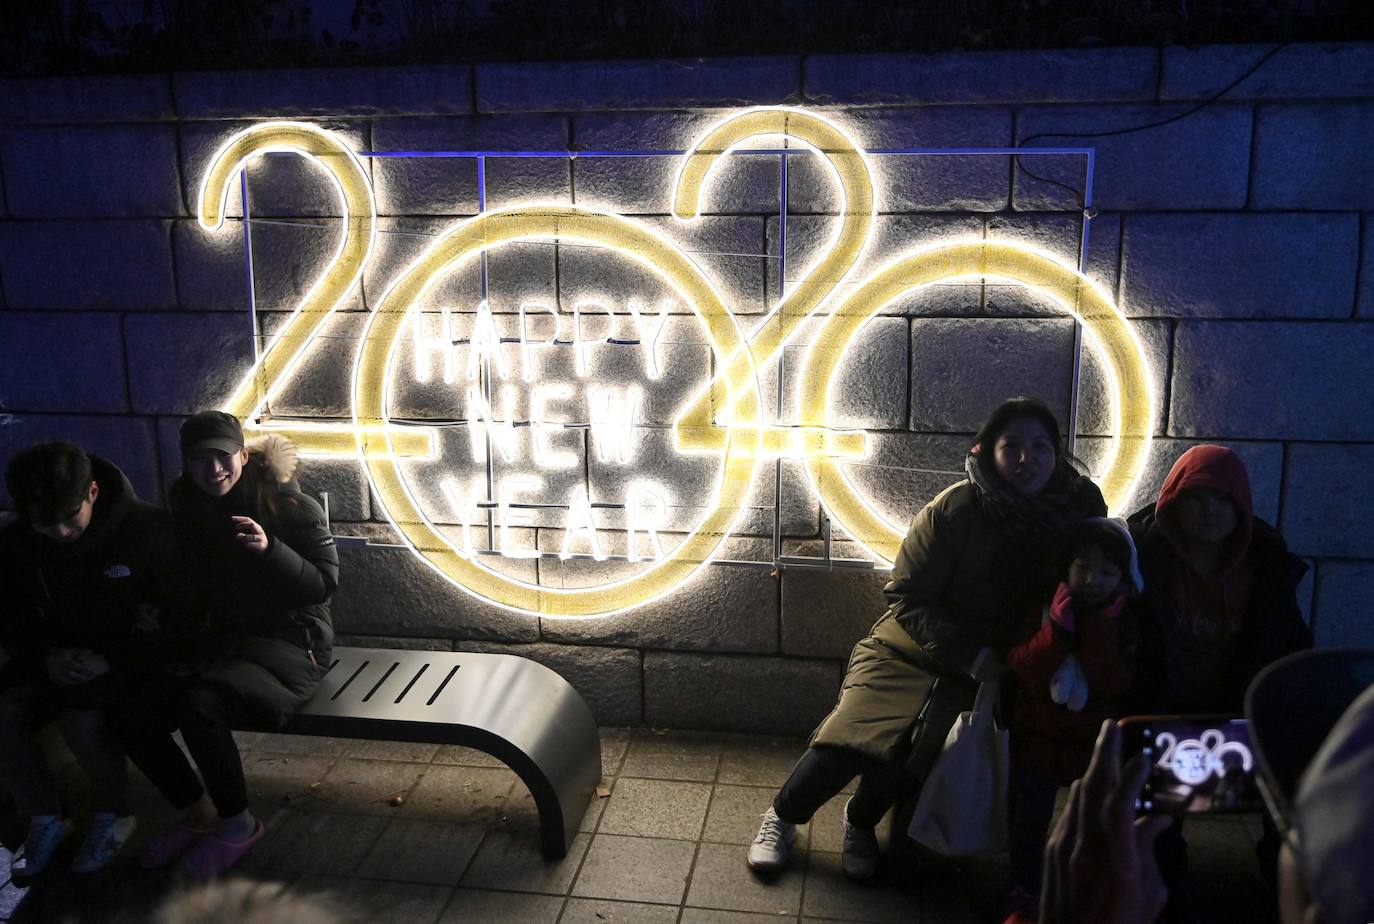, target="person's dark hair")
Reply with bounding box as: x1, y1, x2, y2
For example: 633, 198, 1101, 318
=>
5, 440, 93, 521
969, 396, 1085, 489
1066, 520, 1133, 580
